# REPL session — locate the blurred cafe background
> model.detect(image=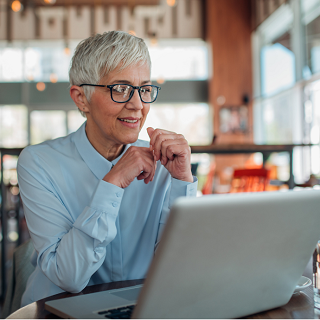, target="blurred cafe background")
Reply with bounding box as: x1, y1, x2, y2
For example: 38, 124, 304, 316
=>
1, 0, 320, 312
